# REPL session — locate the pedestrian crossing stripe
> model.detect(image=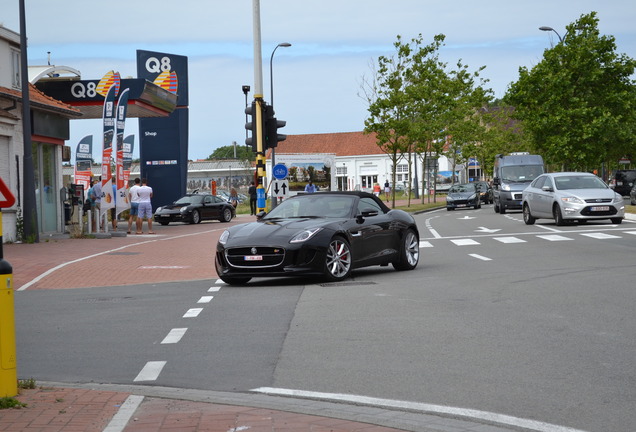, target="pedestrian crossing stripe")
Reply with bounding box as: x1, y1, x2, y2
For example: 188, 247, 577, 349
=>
494, 237, 527, 244
580, 233, 621, 239
536, 235, 574, 241
419, 241, 433, 248
451, 239, 480, 246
